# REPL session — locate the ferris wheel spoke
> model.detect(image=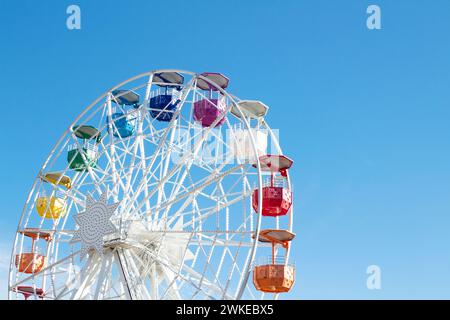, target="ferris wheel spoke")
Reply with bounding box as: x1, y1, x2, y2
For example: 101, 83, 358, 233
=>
165, 141, 245, 204
181, 190, 252, 229
137, 116, 152, 215
155, 167, 246, 225
63, 251, 128, 300
160, 189, 245, 219
111, 139, 151, 205
122, 133, 144, 201
133, 115, 230, 219
124, 79, 196, 218
105, 93, 123, 201
156, 119, 180, 218
98, 143, 131, 201
84, 162, 138, 206
161, 168, 251, 225
64, 190, 86, 208
125, 152, 167, 217
52, 268, 81, 300
123, 137, 173, 217
152, 163, 246, 226
189, 231, 228, 298
92, 250, 115, 300
159, 264, 182, 300
137, 244, 223, 300
71, 253, 103, 299
222, 245, 247, 299
121, 248, 153, 299
133, 125, 185, 214
189, 237, 259, 248
158, 232, 195, 300
122, 246, 169, 299
199, 241, 232, 296
183, 264, 233, 299
113, 248, 151, 299
104, 159, 153, 216
128, 247, 168, 300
